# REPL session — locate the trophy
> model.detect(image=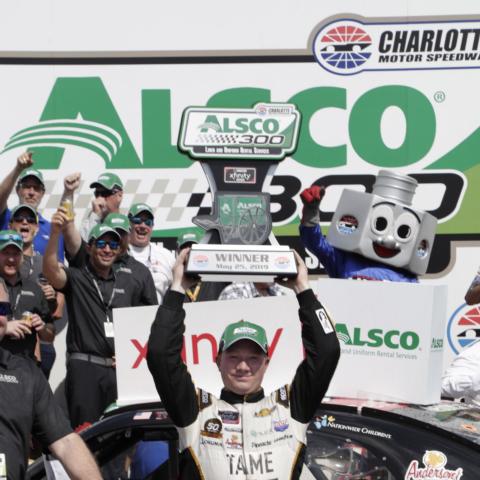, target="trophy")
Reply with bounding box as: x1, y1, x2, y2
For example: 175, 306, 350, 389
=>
178, 103, 301, 282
